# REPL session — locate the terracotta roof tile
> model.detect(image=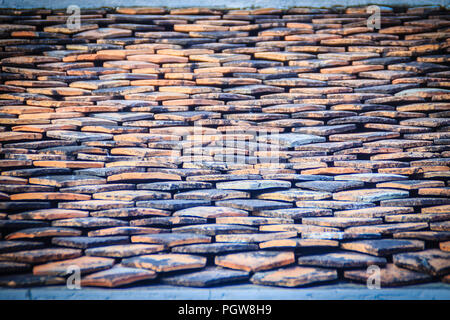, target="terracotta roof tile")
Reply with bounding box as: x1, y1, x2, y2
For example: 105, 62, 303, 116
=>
0, 5, 448, 289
